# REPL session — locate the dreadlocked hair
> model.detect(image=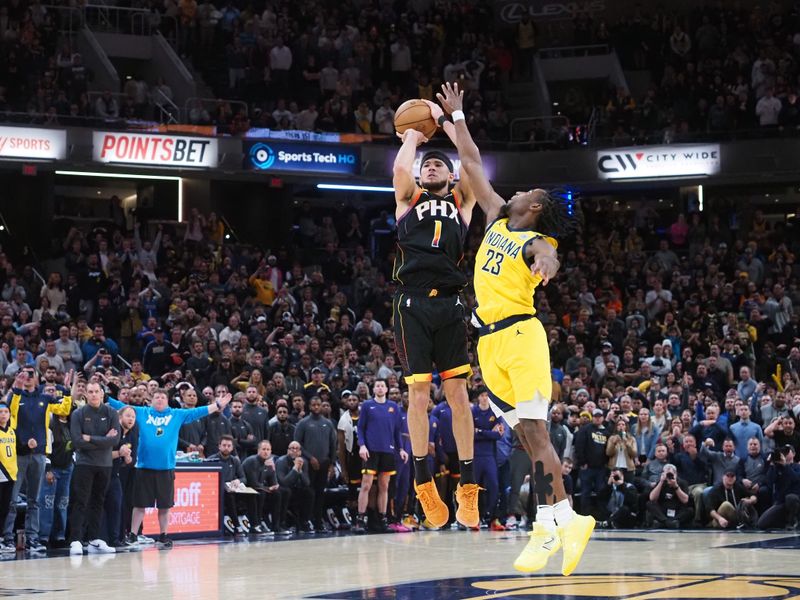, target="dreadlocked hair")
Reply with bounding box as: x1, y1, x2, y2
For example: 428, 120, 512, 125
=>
537, 188, 581, 240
